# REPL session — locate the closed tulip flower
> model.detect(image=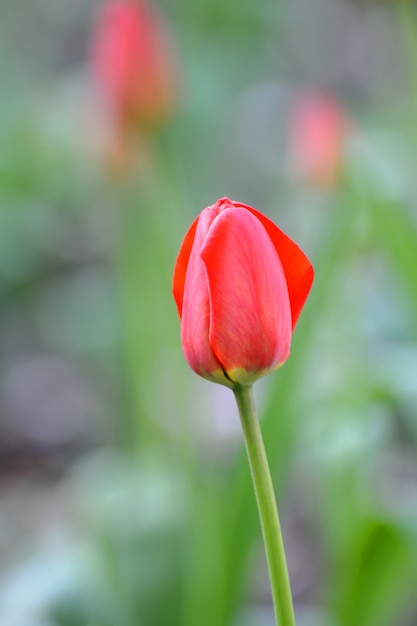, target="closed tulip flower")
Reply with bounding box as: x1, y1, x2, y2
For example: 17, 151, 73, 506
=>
173, 197, 314, 388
